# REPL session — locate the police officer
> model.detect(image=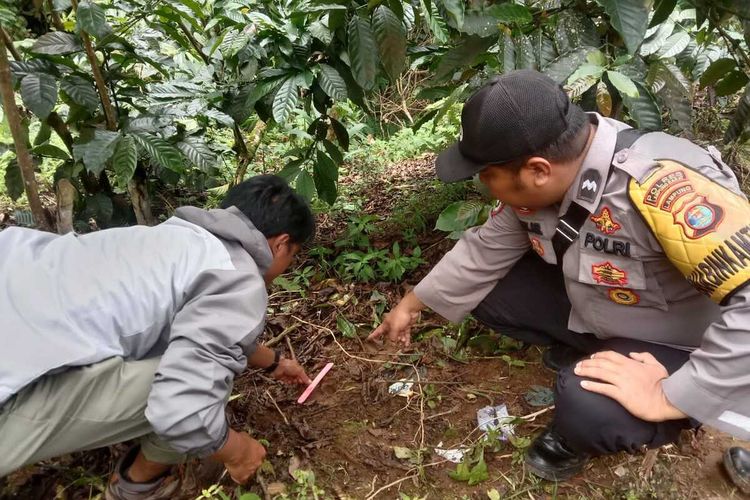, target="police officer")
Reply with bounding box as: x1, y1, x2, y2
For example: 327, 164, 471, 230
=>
370, 70, 750, 481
